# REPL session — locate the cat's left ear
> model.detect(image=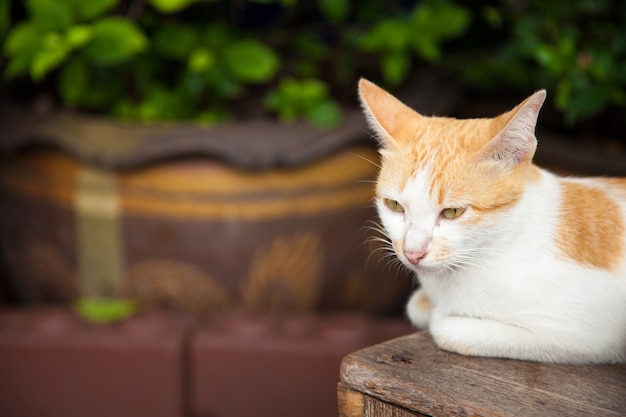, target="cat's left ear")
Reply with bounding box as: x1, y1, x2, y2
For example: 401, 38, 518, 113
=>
357, 78, 419, 147
478, 90, 546, 169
